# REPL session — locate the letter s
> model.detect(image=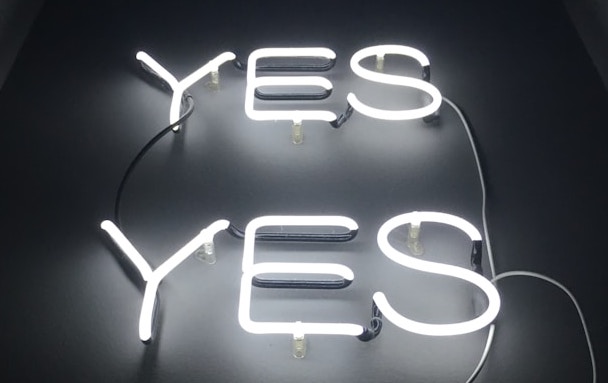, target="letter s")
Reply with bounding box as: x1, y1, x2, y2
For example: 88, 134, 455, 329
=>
374, 211, 500, 336
347, 45, 442, 120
